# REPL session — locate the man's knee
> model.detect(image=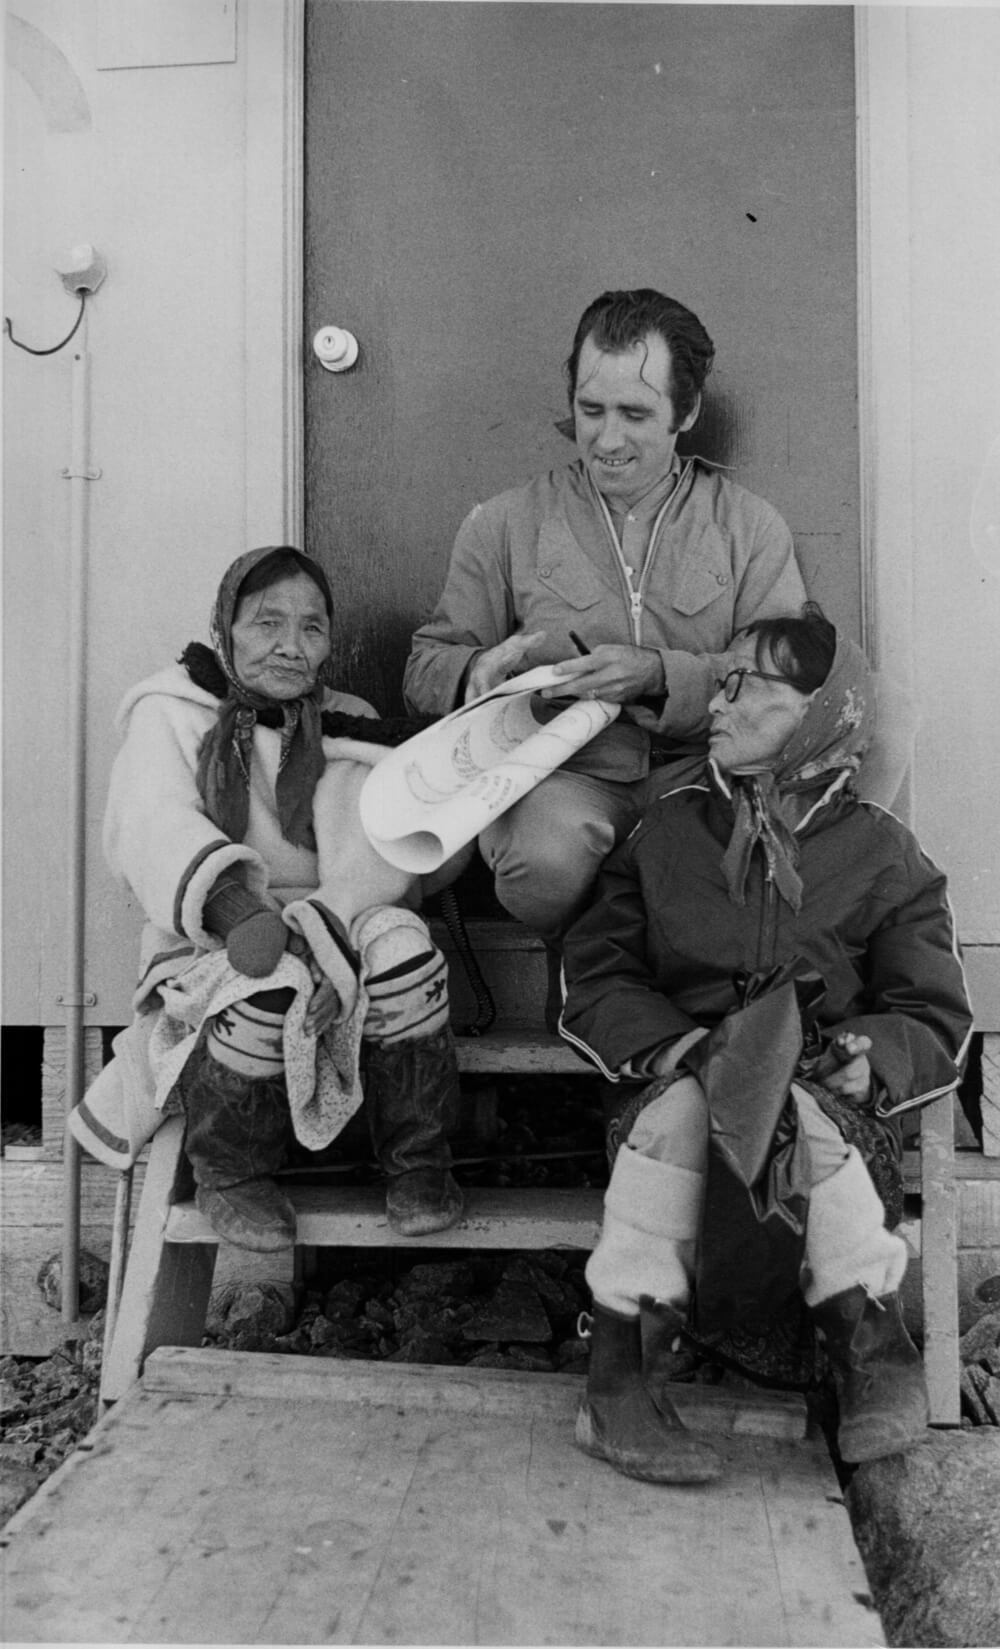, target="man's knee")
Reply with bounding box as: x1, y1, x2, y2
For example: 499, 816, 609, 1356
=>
479, 776, 634, 932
